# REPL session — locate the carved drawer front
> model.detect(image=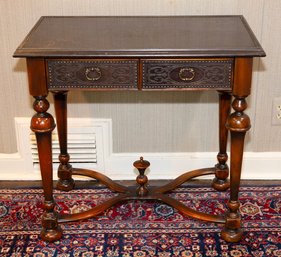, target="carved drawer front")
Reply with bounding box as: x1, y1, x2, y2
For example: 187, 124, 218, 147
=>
141, 59, 233, 90
46, 59, 138, 90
